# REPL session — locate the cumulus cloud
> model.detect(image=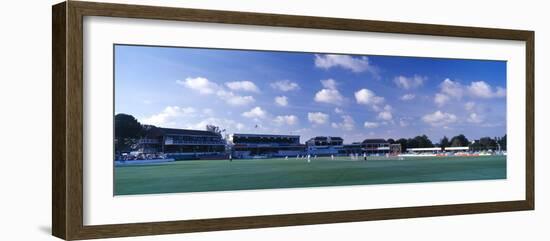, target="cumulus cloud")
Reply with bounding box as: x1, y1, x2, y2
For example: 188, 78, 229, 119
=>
434, 93, 451, 107
242, 107, 267, 119
225, 80, 260, 93
141, 106, 196, 126
364, 121, 379, 128
314, 54, 376, 74
321, 78, 338, 89
270, 80, 300, 92
308, 112, 329, 125
331, 115, 355, 131
440, 78, 464, 98
399, 118, 409, 127
334, 107, 344, 114
177, 77, 220, 94
314, 88, 344, 105
467, 113, 484, 124
465, 101, 476, 111
186, 117, 245, 132
354, 88, 385, 107
468, 81, 506, 98
274, 96, 288, 107
434, 79, 505, 106
400, 94, 416, 101
274, 115, 298, 125
377, 110, 393, 121
178, 77, 255, 106
216, 90, 255, 106
433, 78, 463, 106
422, 111, 457, 126
394, 75, 426, 89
